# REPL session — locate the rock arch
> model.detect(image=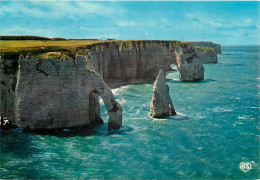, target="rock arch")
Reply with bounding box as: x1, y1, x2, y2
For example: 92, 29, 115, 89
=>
88, 70, 122, 130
